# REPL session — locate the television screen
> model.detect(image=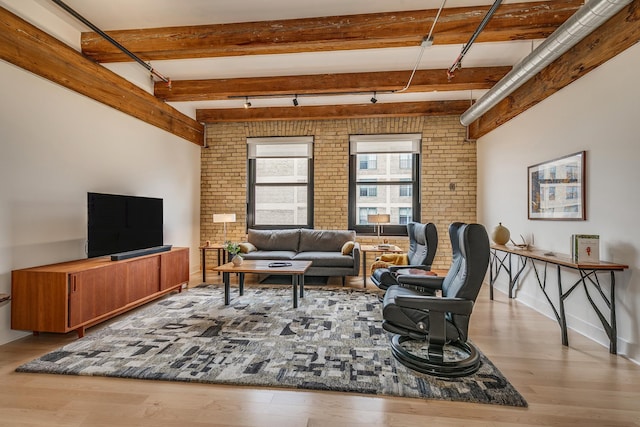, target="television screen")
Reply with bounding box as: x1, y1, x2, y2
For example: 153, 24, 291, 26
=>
87, 192, 163, 258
